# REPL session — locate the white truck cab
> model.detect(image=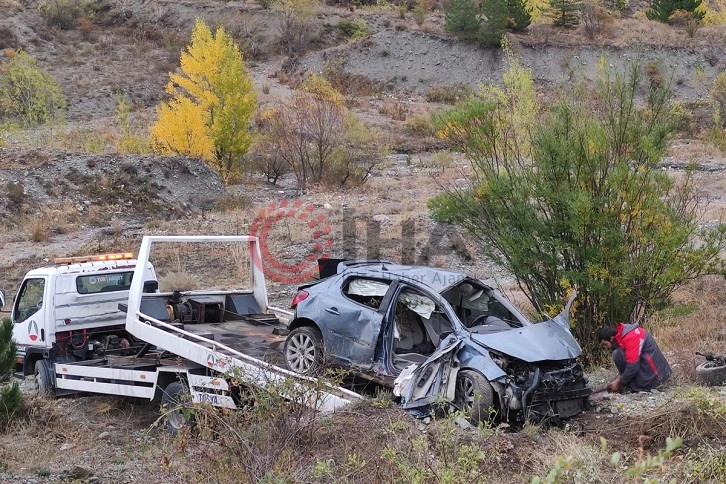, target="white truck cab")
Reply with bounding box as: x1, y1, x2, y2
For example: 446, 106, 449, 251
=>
8, 253, 157, 376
